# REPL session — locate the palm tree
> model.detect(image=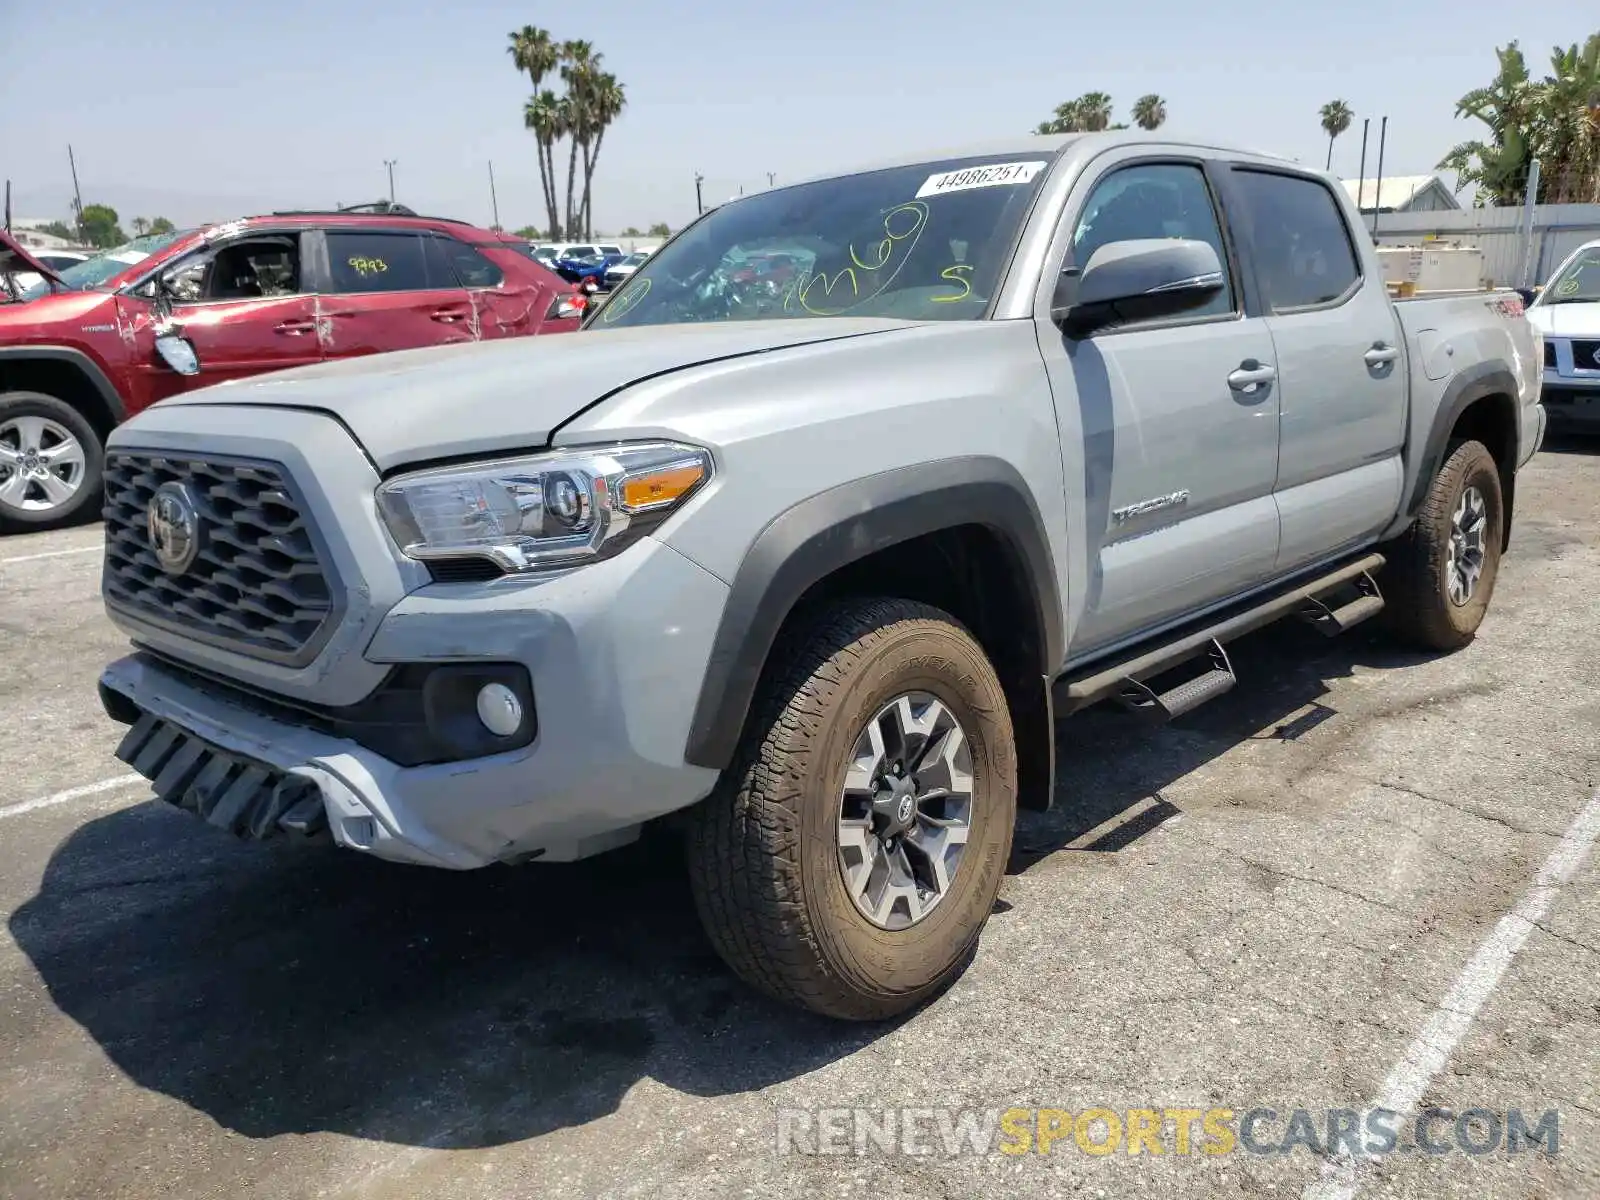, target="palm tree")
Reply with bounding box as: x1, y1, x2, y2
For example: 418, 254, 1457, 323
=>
1319, 100, 1354, 171
508, 26, 561, 238
558, 40, 597, 238
523, 90, 564, 239
1132, 94, 1167, 131
131, 216, 150, 236
1077, 92, 1115, 132
580, 72, 627, 238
